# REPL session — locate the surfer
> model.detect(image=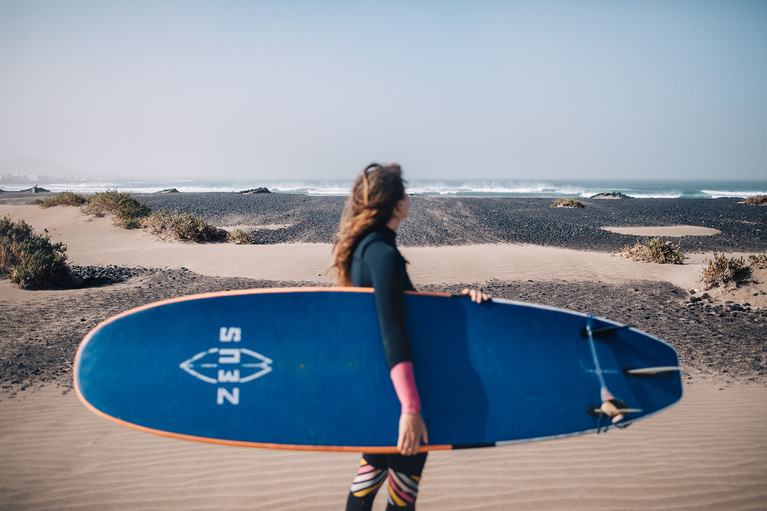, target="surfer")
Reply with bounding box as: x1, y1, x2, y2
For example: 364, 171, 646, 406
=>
332, 163, 490, 510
